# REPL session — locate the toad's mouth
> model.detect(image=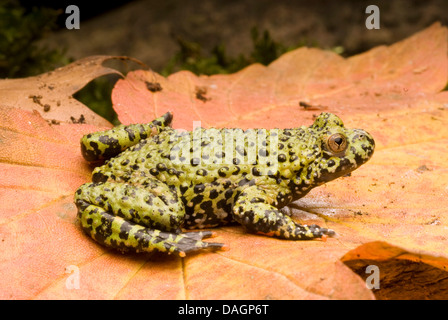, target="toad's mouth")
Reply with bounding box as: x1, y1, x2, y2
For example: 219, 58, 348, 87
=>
354, 136, 375, 166
315, 158, 359, 184
351, 129, 375, 166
